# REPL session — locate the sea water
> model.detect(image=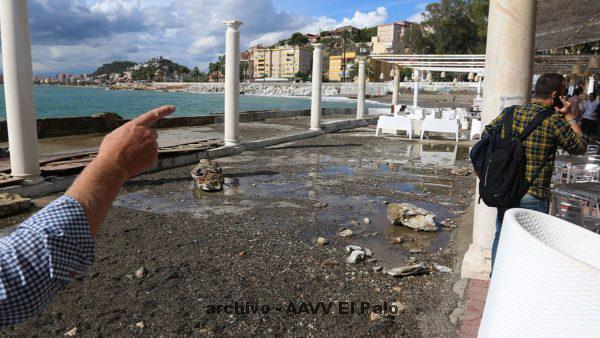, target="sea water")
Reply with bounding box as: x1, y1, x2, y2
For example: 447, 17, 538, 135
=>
0, 85, 386, 120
